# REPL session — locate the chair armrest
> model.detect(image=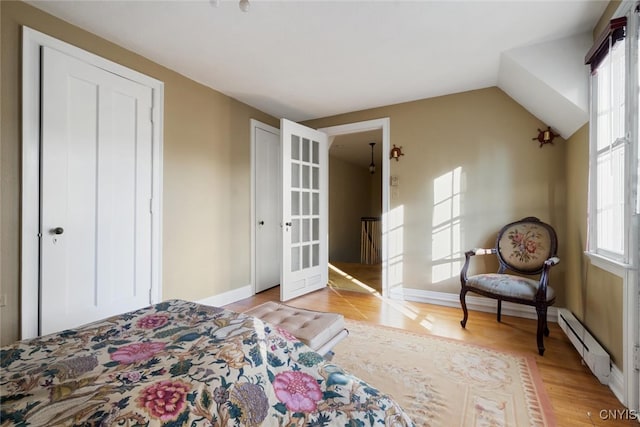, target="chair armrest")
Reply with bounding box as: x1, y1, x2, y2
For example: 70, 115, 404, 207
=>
470, 248, 496, 256
461, 248, 496, 283
545, 256, 560, 266
536, 257, 560, 301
